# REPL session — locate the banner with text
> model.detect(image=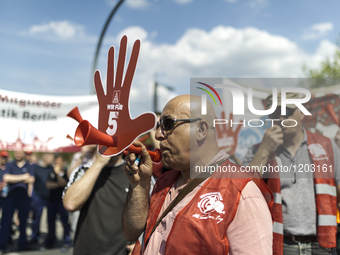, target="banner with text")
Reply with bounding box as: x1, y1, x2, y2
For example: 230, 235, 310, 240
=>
0, 89, 99, 152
